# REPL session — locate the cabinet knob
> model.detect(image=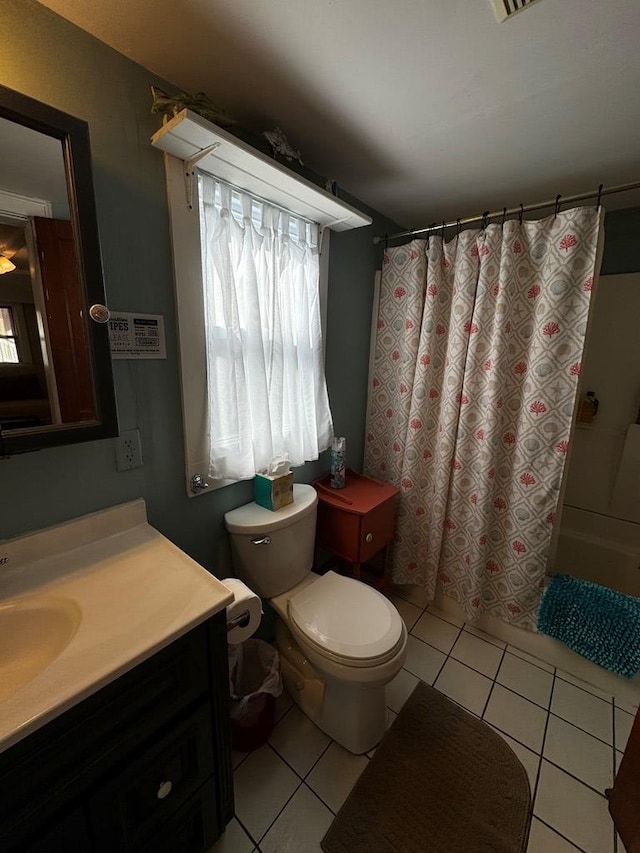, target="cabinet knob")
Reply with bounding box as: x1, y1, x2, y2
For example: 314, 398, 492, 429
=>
89, 303, 110, 323
365, 533, 373, 543
157, 780, 173, 800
